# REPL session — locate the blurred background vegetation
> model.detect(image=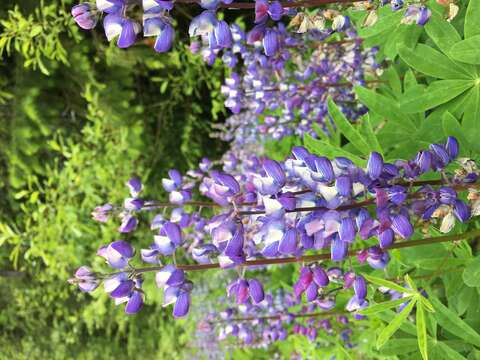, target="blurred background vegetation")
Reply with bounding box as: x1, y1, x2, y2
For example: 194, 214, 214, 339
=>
0, 0, 229, 357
